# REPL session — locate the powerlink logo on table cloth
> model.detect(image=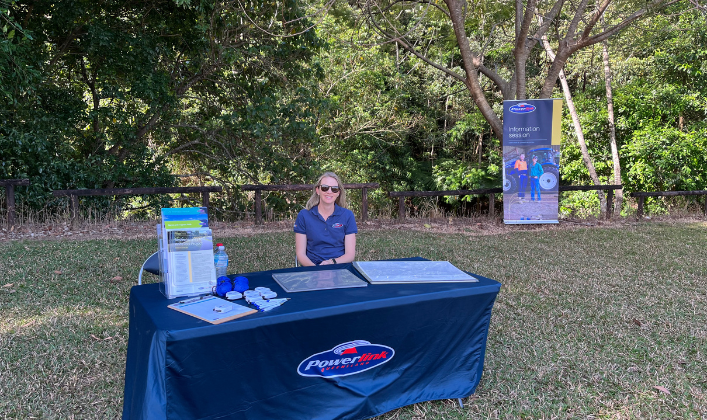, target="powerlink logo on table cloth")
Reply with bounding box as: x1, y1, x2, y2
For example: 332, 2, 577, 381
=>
508, 102, 536, 114
297, 340, 394, 378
